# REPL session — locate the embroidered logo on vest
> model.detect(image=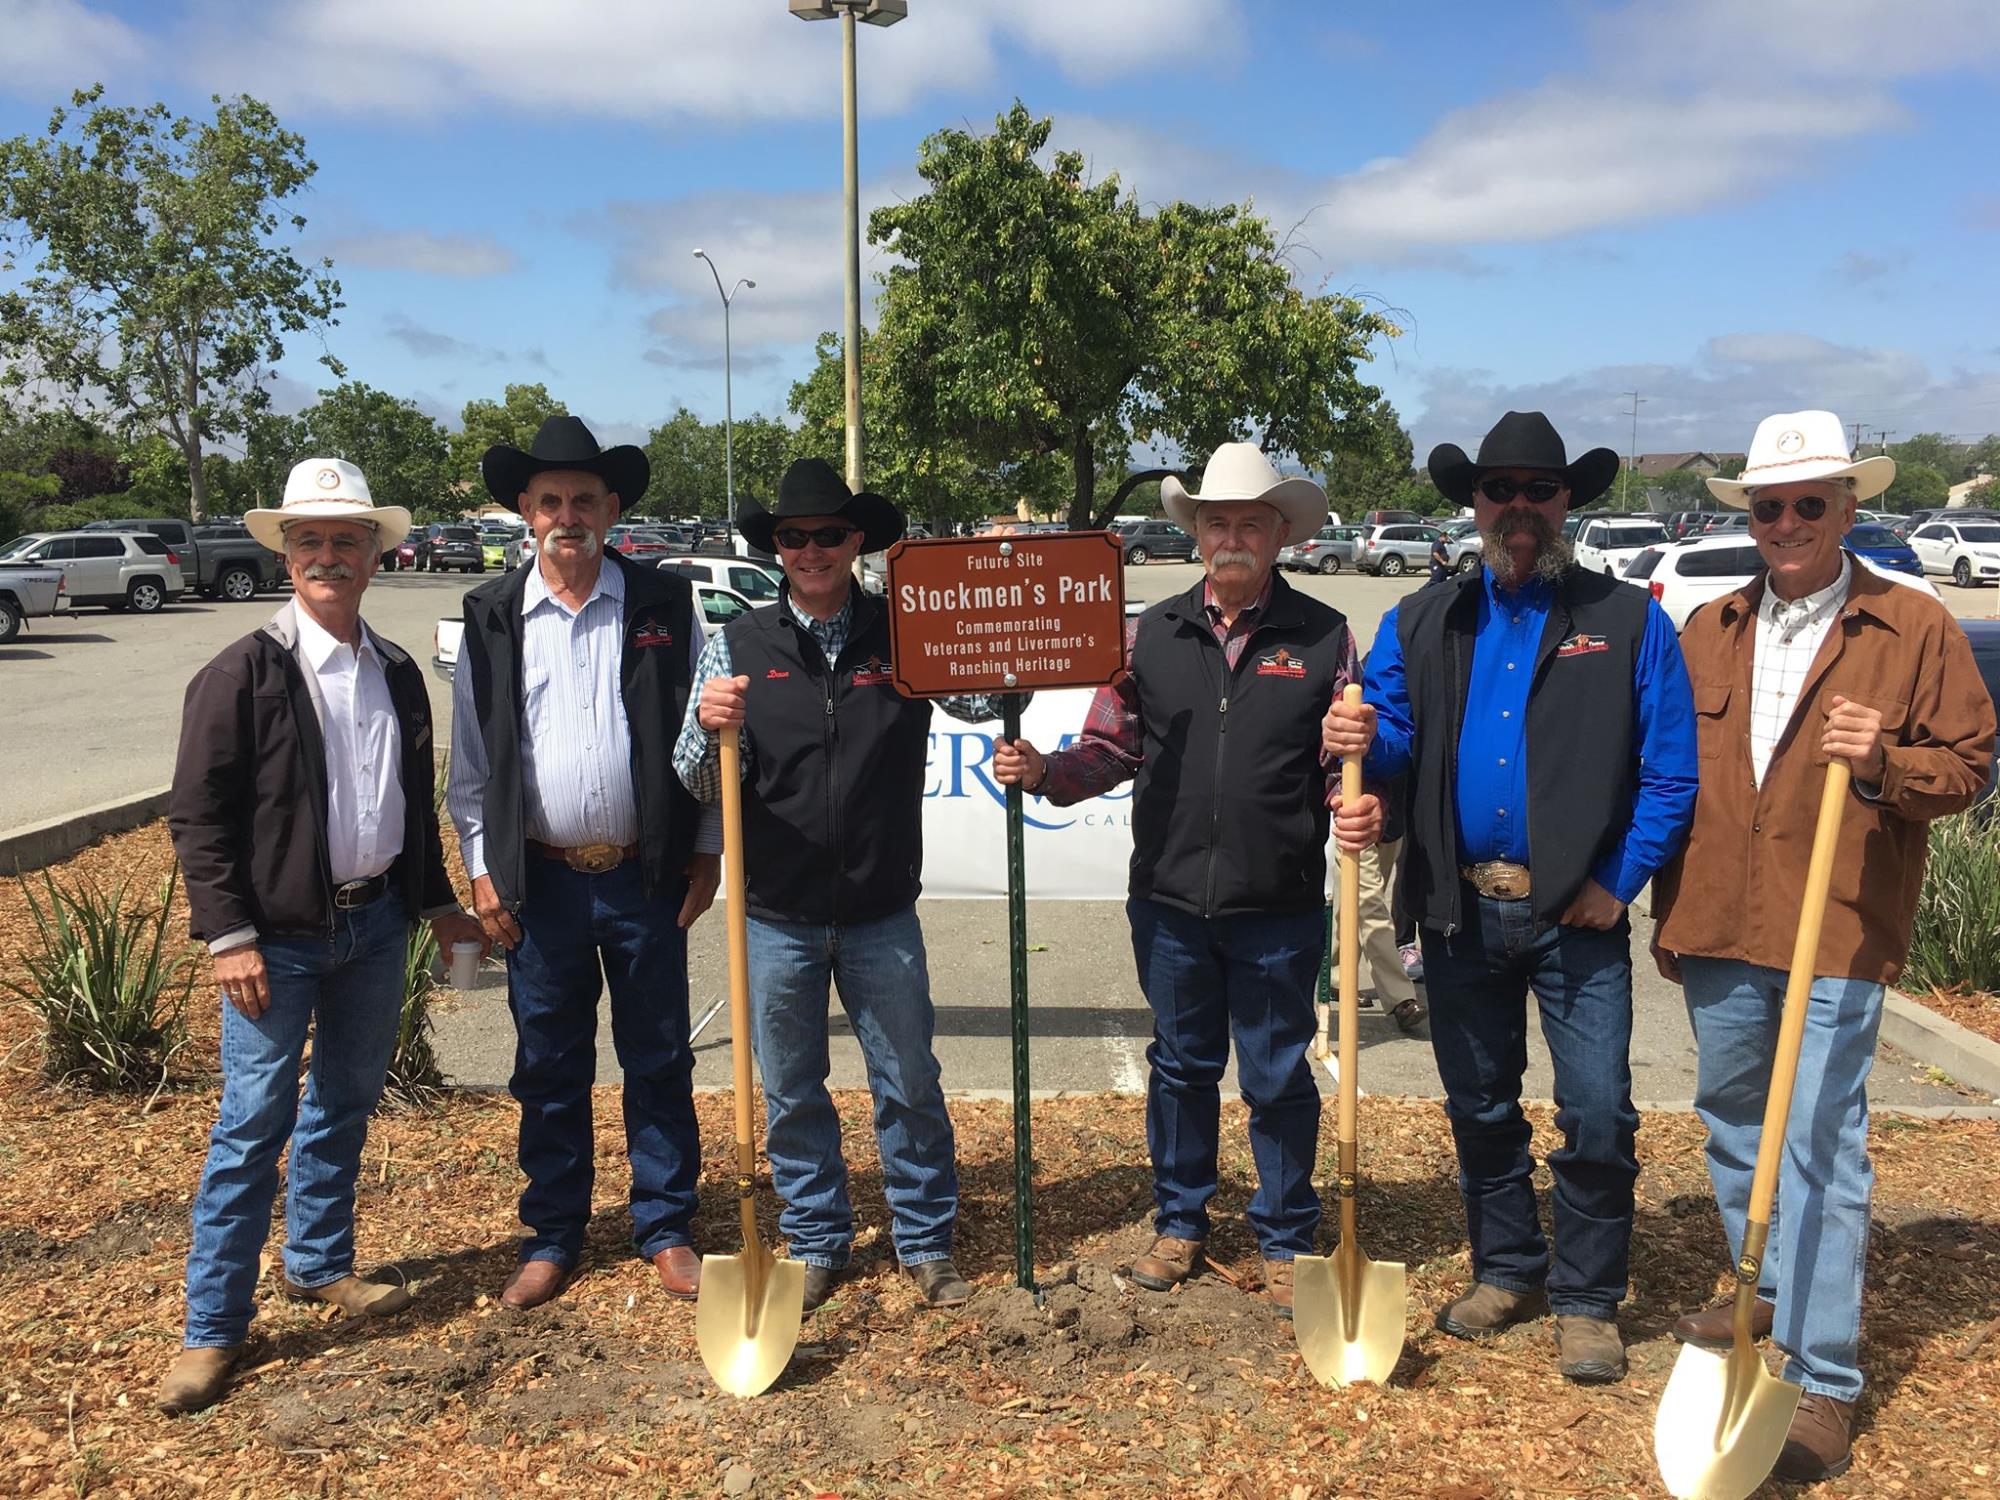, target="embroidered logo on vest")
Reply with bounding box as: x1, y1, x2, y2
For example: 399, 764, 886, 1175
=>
633, 619, 675, 650
1255, 647, 1307, 678
852, 656, 893, 687
1556, 632, 1609, 658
